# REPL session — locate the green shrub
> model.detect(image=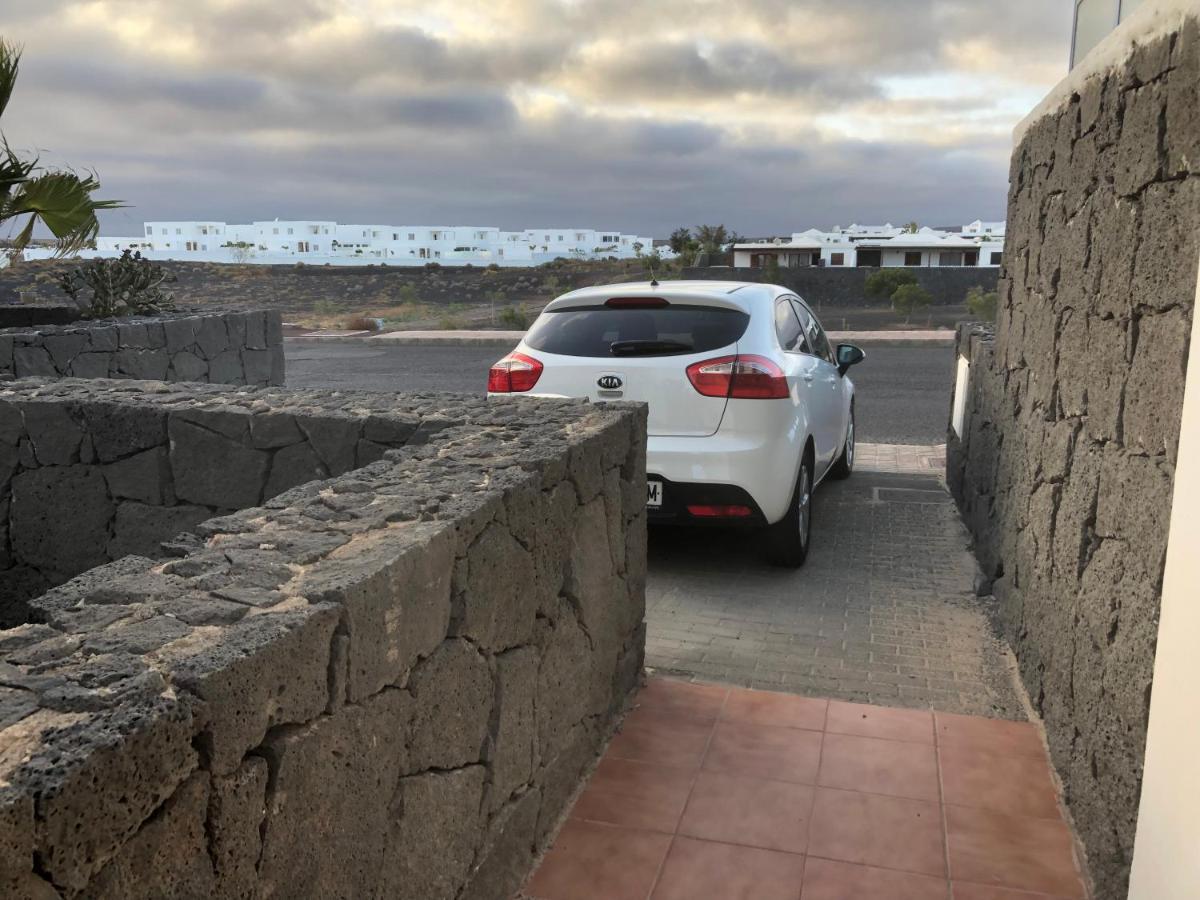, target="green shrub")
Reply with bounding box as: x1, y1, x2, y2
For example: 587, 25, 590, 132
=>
57, 250, 176, 318
438, 315, 465, 330
864, 268, 918, 302
891, 283, 933, 323
965, 286, 999, 322
498, 305, 528, 329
